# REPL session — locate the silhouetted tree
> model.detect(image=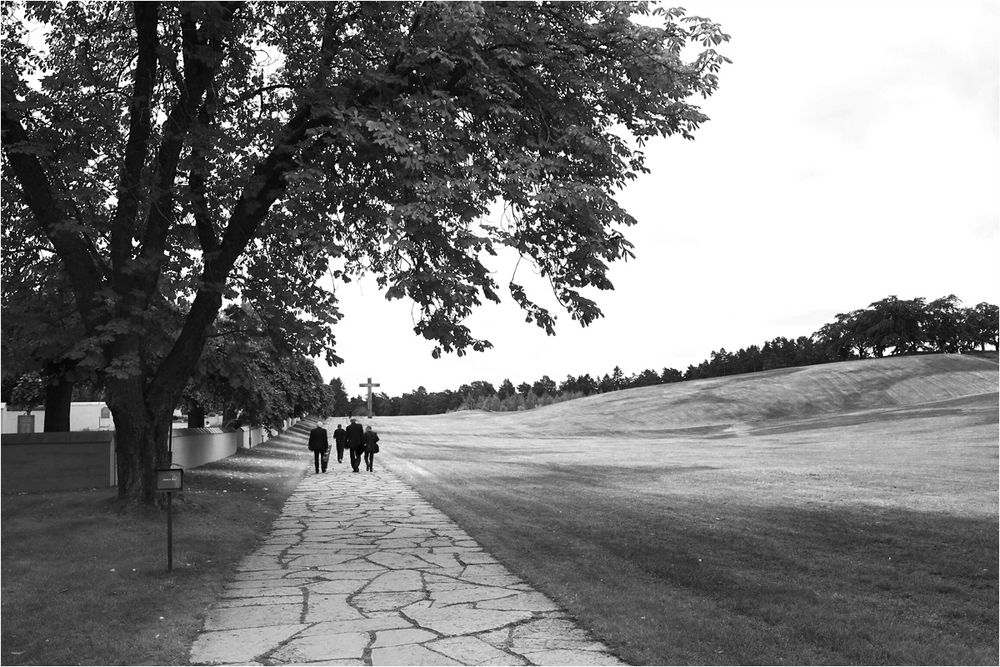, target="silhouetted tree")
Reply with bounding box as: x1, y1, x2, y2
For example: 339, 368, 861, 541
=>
661, 367, 683, 383
965, 302, 999, 351
531, 375, 557, 397
328, 378, 350, 416
856, 296, 925, 357
497, 379, 516, 400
